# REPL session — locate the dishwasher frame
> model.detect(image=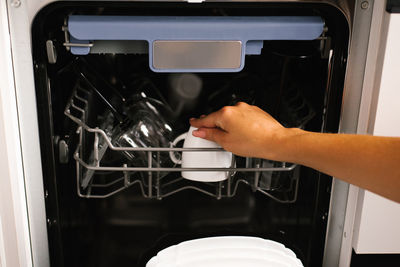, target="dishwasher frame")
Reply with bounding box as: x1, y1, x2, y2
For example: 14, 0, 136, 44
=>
0, 0, 381, 266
